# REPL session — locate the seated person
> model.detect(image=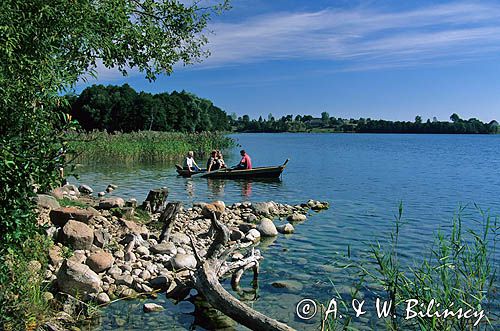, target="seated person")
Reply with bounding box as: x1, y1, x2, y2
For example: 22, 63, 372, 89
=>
183, 151, 200, 172
216, 150, 226, 168
207, 150, 220, 172
236, 149, 252, 169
